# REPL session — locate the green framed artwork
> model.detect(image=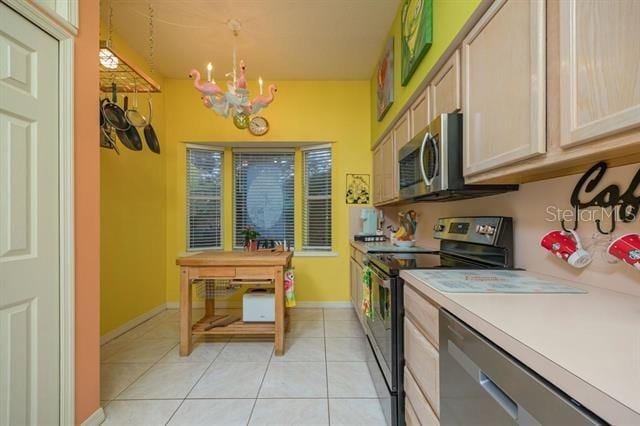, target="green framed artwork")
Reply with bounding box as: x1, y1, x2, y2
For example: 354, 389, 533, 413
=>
401, 0, 433, 86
